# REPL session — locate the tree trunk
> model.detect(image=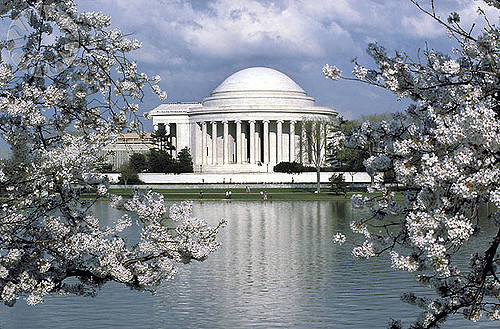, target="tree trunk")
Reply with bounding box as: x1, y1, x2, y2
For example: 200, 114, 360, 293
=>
316, 166, 321, 193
